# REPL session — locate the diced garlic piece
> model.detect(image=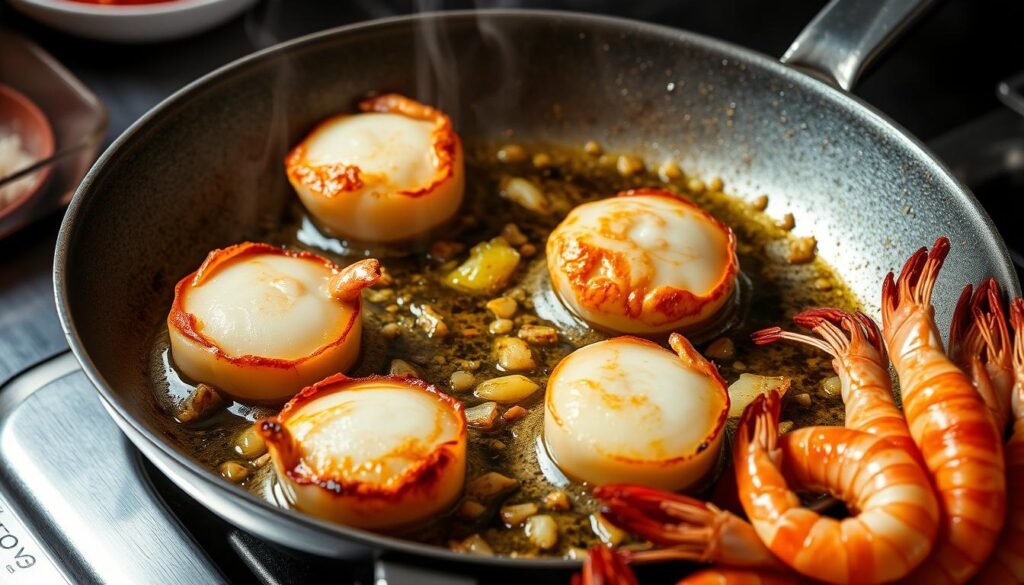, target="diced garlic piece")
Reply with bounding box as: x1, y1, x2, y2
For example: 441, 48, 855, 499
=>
500, 502, 539, 526
466, 472, 519, 501
727, 373, 791, 417
501, 177, 550, 214
475, 375, 540, 404
444, 238, 521, 295
494, 337, 537, 372
525, 515, 558, 550
449, 534, 494, 556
